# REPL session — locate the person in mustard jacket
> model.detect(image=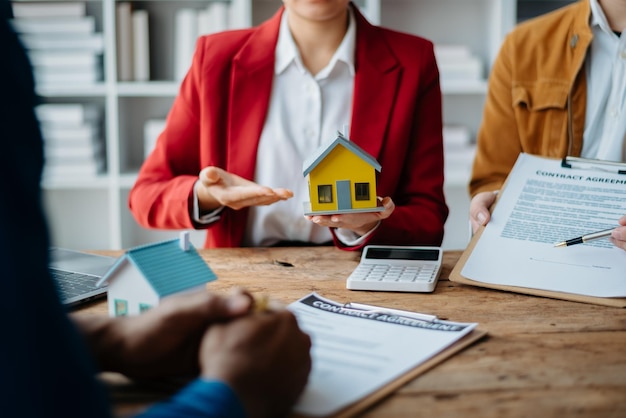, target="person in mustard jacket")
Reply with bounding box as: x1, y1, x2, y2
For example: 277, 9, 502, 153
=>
129, 0, 448, 250
469, 0, 626, 250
